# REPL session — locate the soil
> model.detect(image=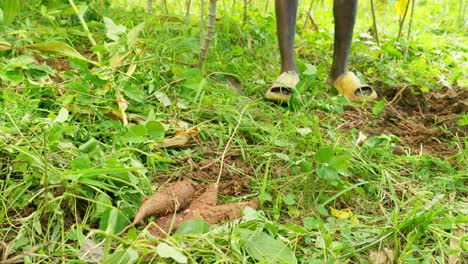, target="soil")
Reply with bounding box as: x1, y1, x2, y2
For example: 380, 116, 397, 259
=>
341, 86, 467, 156
163, 150, 253, 197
